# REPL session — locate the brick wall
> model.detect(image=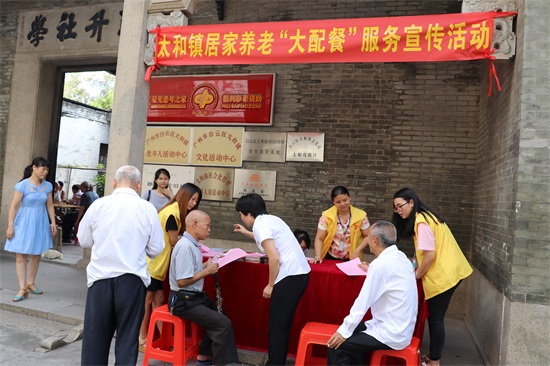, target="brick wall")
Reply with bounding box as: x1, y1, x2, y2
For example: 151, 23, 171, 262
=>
474, 0, 550, 306
1, 0, 474, 254
153, 0, 478, 260
474, 57, 517, 296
